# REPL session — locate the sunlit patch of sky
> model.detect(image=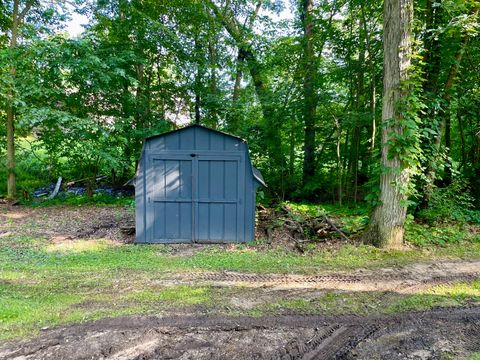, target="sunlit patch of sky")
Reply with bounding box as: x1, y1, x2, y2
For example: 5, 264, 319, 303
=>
65, 11, 89, 38
64, 4, 295, 38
